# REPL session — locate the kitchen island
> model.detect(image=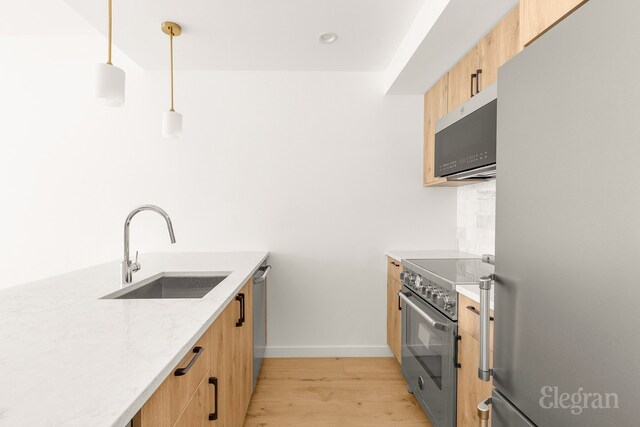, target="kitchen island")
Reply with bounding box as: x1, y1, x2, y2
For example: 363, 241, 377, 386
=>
0, 252, 268, 427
